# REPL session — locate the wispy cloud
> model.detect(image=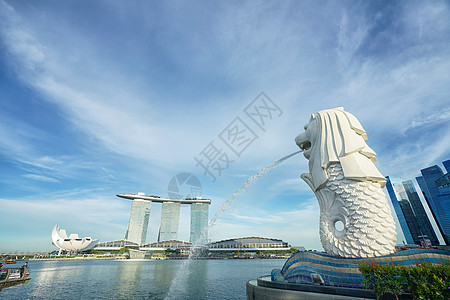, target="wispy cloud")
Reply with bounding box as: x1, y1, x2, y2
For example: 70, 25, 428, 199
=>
408, 108, 450, 130
23, 174, 59, 183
